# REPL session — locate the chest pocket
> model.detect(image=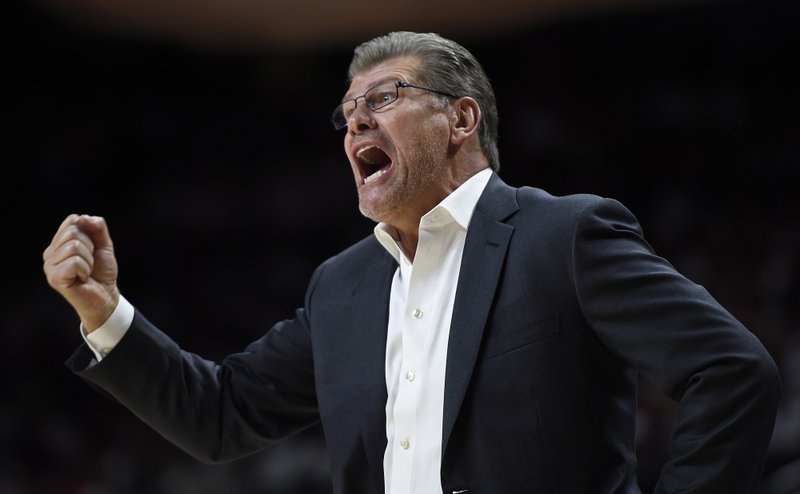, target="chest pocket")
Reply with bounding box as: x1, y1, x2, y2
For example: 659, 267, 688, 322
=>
480, 313, 560, 360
